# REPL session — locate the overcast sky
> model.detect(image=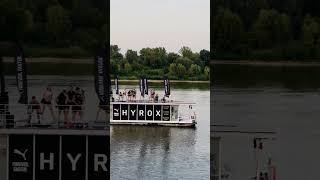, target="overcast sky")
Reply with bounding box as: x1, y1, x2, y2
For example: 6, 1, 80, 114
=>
110, 0, 210, 54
